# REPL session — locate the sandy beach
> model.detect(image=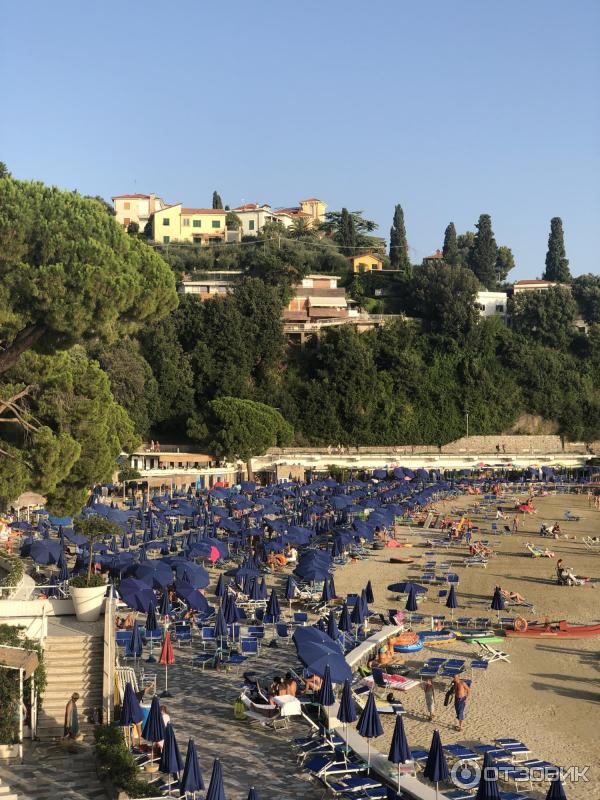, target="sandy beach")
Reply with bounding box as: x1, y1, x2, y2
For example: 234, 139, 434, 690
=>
332, 490, 600, 799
